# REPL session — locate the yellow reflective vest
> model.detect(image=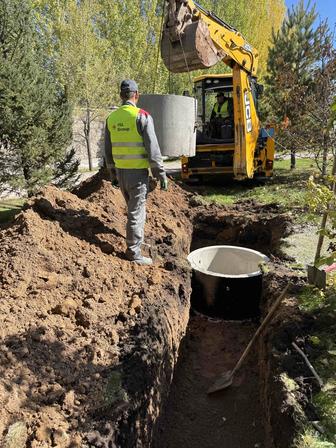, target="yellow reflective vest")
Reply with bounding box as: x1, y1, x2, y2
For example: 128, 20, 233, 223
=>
107, 105, 149, 169
213, 101, 229, 119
